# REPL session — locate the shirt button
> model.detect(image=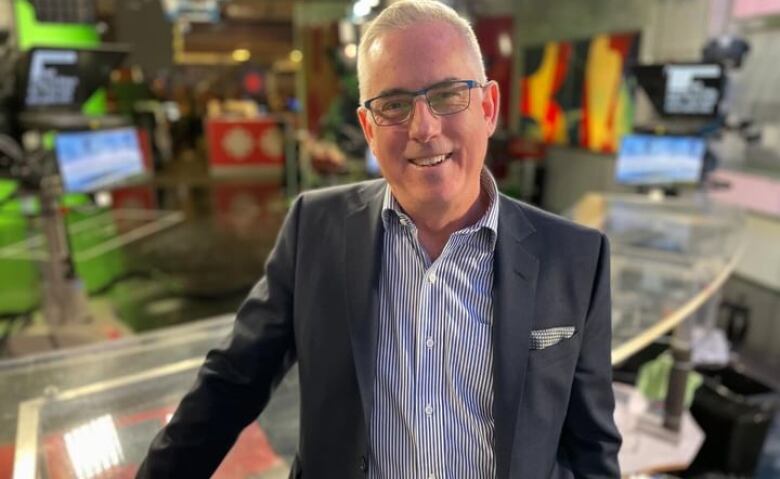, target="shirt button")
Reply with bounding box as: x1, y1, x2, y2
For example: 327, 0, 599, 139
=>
428, 272, 437, 283
424, 404, 433, 415
426, 337, 434, 348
